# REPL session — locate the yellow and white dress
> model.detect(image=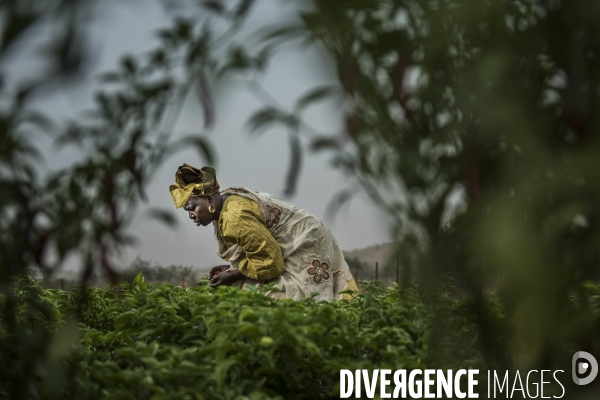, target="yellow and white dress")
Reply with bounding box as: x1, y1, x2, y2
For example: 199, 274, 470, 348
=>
213, 187, 358, 301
